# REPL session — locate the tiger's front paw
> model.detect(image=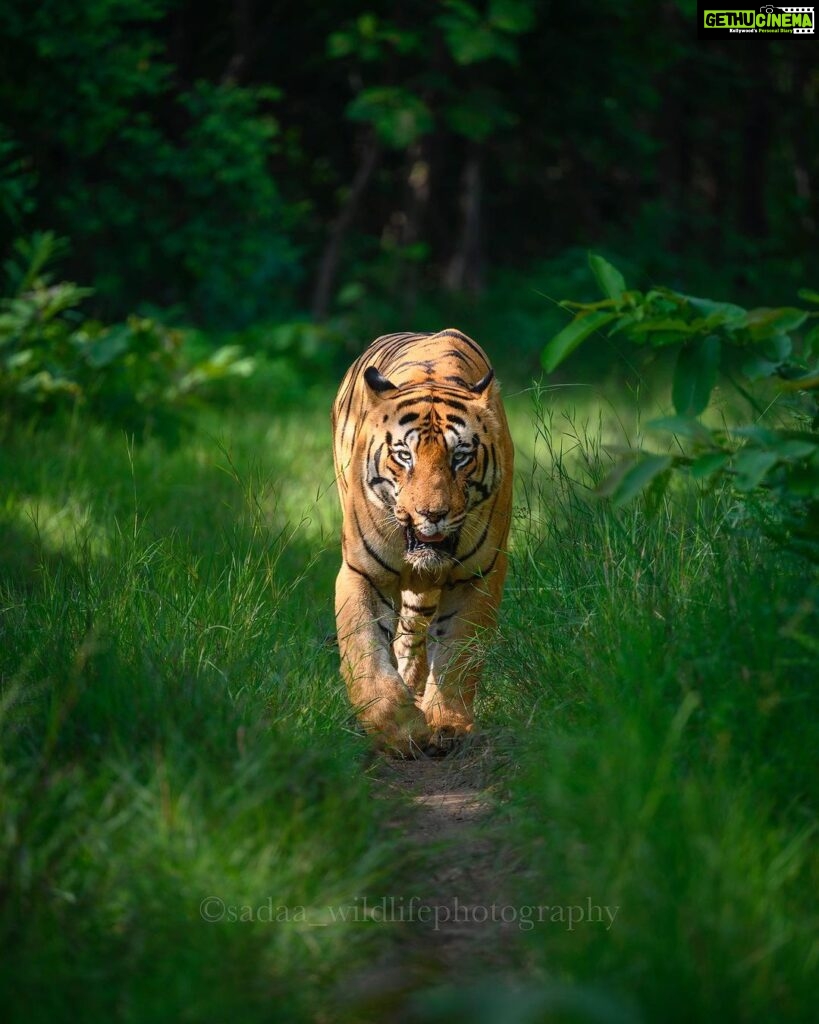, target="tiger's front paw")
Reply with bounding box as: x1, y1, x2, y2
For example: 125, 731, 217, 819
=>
420, 692, 474, 737
373, 701, 431, 757
355, 676, 430, 756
